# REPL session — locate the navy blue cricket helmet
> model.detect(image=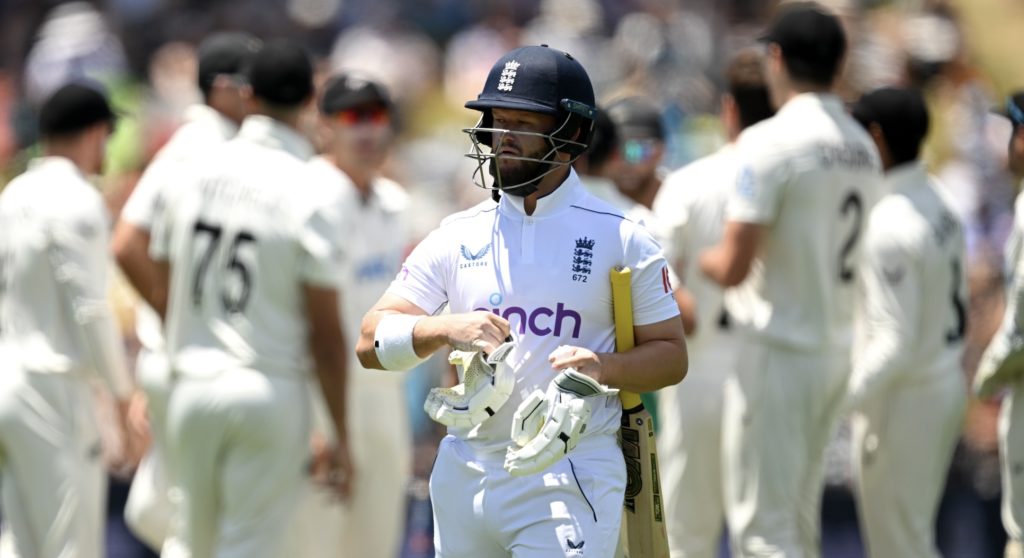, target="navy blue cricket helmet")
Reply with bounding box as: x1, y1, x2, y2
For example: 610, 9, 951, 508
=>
463, 45, 597, 195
